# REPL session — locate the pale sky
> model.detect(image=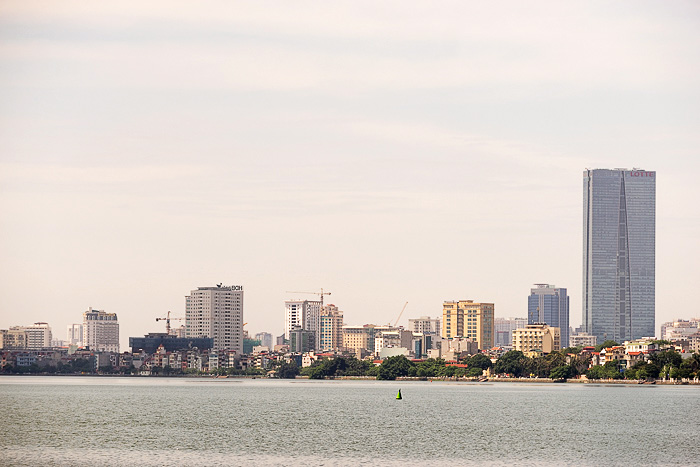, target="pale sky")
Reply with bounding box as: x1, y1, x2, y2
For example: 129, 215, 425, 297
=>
1, 1, 699, 350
